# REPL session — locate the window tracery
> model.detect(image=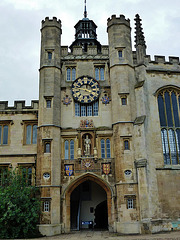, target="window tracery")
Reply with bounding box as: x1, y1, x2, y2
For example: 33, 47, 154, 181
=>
157, 88, 180, 165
